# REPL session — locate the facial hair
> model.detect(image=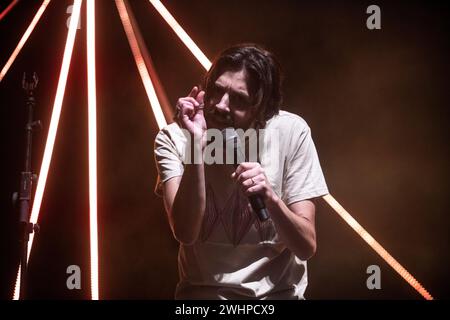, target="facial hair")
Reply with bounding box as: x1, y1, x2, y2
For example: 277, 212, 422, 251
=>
205, 106, 234, 128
